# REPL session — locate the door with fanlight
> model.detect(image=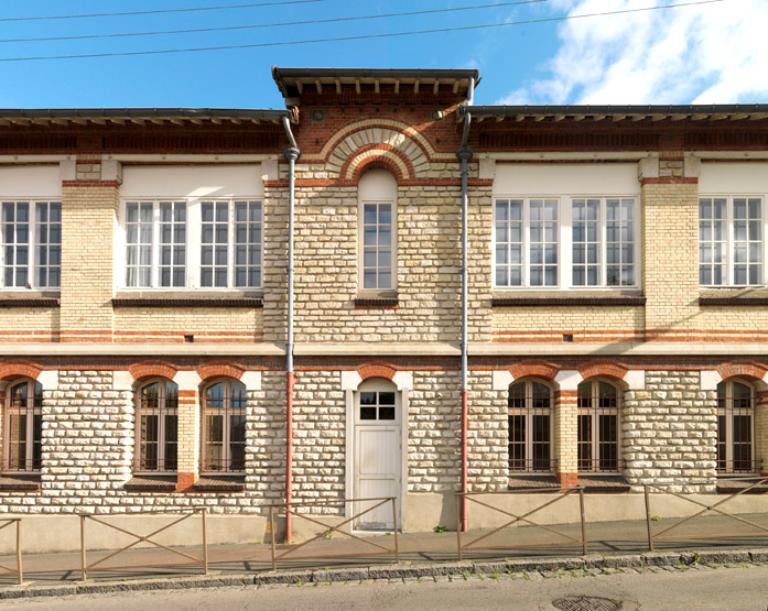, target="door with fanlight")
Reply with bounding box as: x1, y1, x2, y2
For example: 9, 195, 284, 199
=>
353, 380, 401, 530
